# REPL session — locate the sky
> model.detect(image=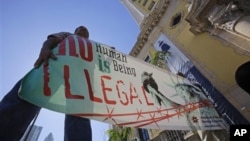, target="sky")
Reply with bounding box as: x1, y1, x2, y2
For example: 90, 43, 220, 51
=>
1, 0, 139, 140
